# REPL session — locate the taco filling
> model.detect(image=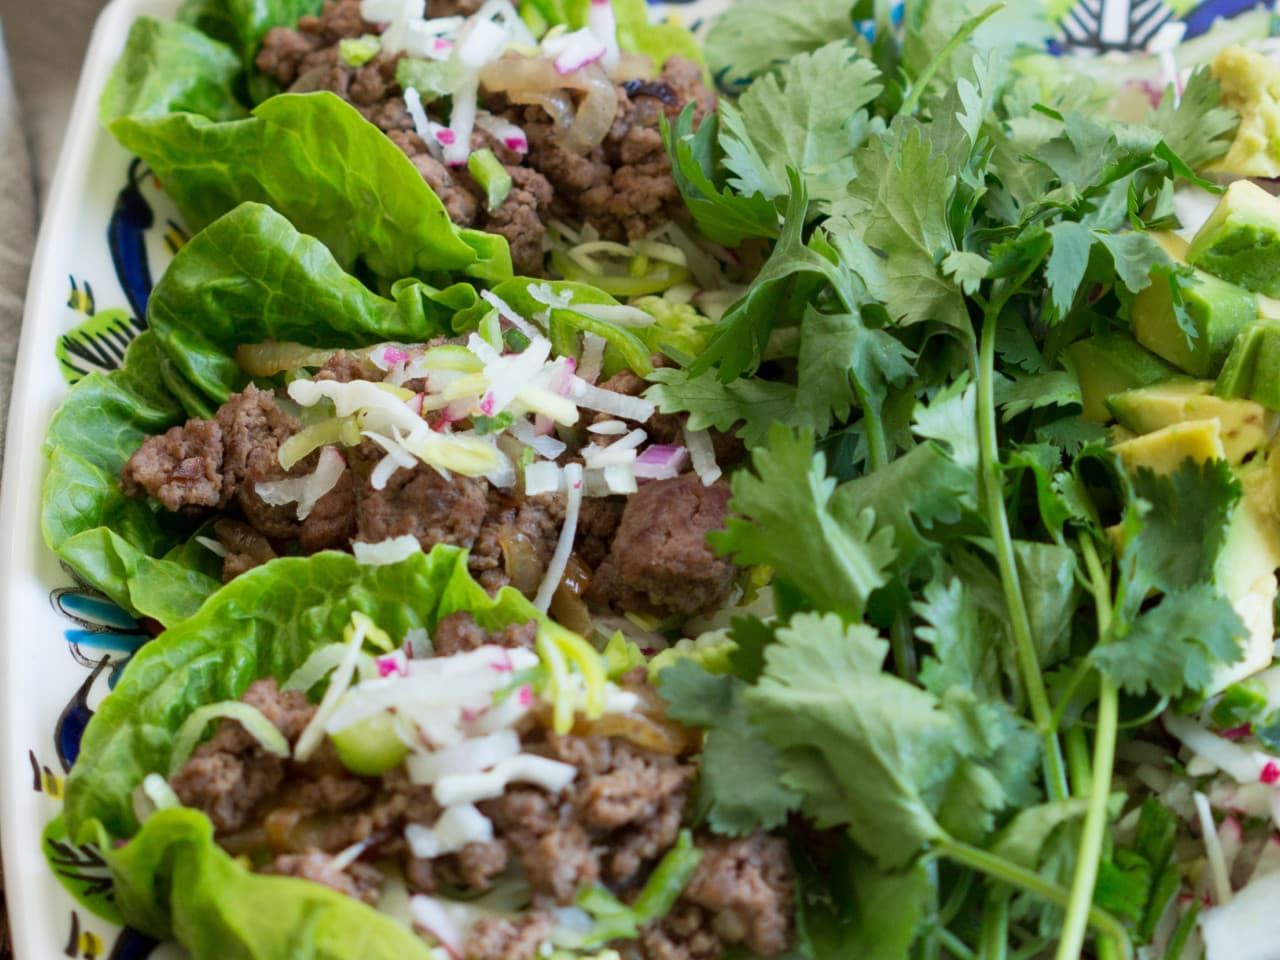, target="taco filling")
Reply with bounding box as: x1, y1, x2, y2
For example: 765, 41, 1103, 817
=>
144, 608, 792, 960
119, 316, 742, 630
255, 0, 715, 276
